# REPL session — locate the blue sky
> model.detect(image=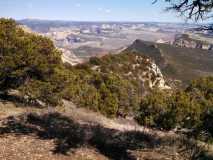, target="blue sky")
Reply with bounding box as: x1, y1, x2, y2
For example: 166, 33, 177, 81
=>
0, 0, 185, 22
